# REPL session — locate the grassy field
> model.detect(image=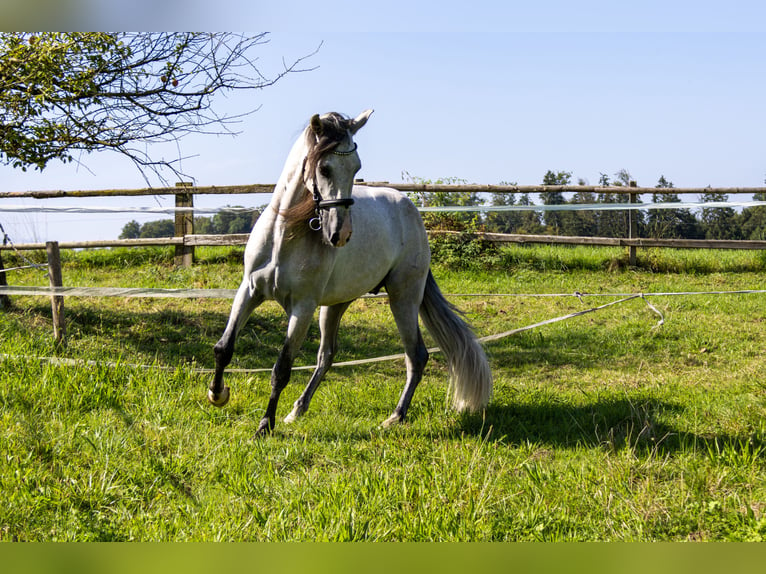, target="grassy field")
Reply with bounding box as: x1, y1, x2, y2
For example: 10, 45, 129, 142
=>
0, 244, 765, 541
